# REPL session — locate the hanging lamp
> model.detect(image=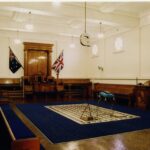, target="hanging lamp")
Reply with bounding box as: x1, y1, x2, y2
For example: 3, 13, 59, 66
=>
98, 22, 104, 39
25, 11, 34, 30
69, 36, 75, 48
80, 2, 90, 47
14, 30, 22, 44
